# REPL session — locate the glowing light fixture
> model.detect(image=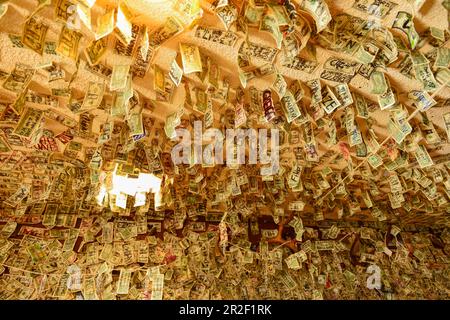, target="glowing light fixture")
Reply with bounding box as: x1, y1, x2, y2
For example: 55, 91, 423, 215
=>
97, 164, 162, 208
